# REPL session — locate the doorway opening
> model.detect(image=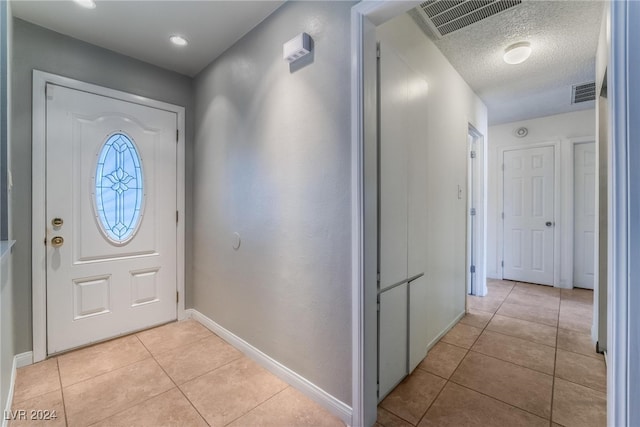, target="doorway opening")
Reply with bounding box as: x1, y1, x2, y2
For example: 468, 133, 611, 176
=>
467, 125, 486, 296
